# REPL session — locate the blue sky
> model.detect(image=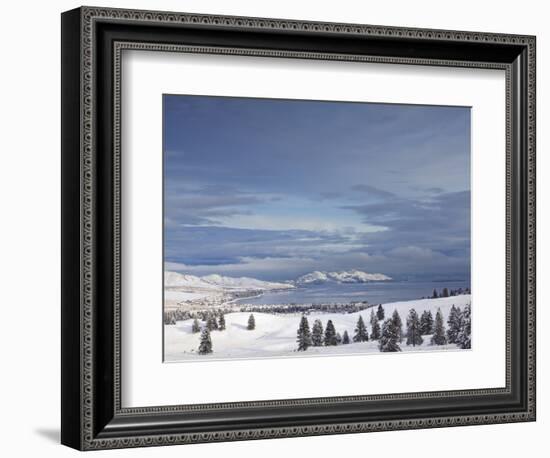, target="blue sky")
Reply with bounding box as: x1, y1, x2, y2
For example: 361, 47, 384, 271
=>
164, 95, 470, 281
